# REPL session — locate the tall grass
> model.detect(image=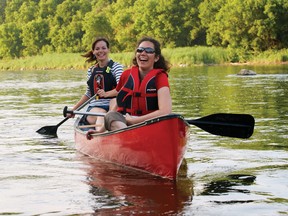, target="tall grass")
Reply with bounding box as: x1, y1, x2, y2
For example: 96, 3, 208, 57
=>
0, 53, 87, 71
163, 46, 230, 66
0, 47, 287, 71
250, 49, 288, 64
